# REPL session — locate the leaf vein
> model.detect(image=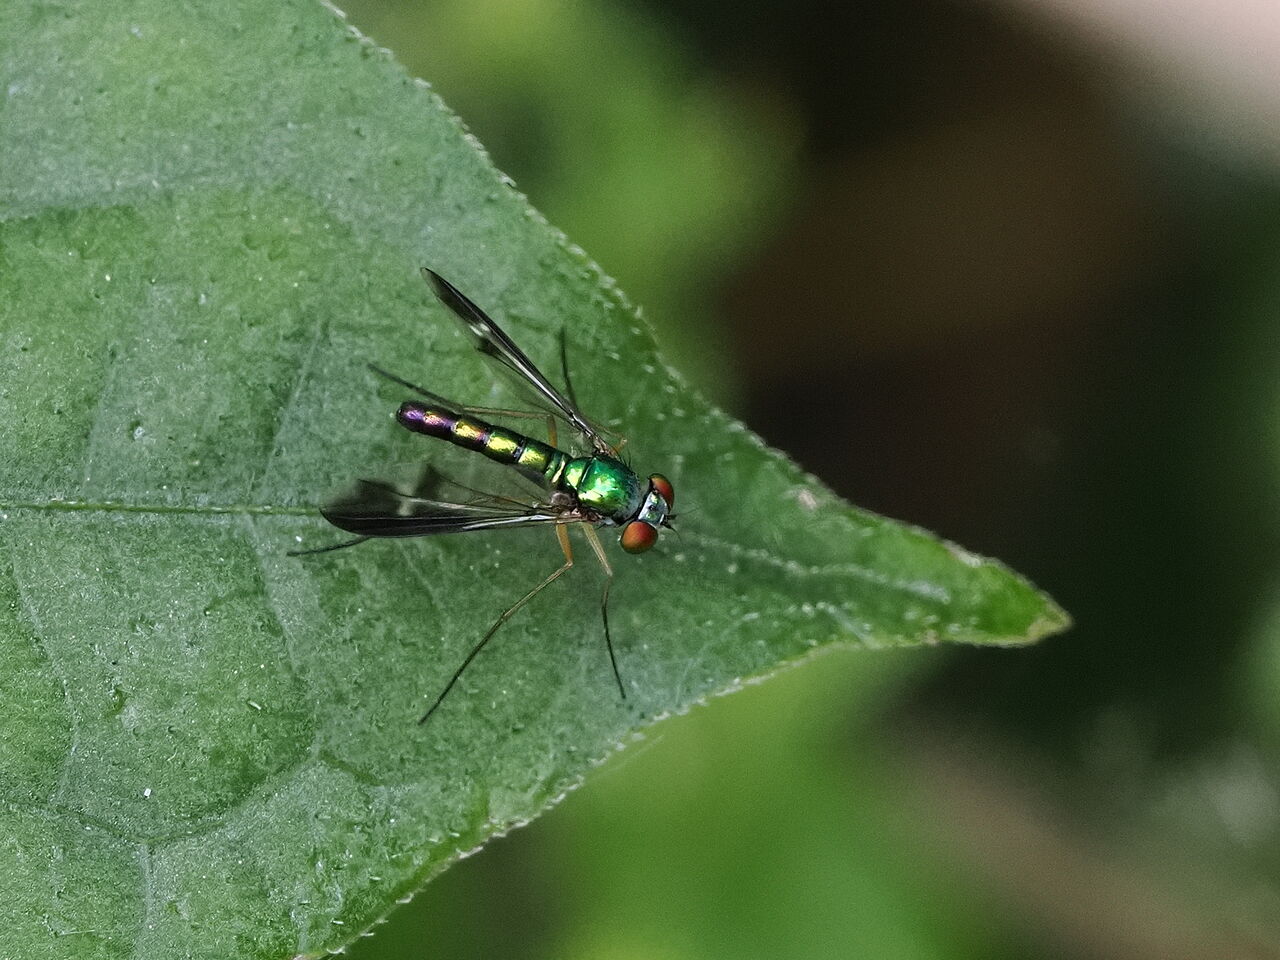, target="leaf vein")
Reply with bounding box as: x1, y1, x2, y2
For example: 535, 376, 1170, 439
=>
679, 529, 954, 601
3, 539, 82, 813
251, 307, 330, 501
0, 499, 314, 518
